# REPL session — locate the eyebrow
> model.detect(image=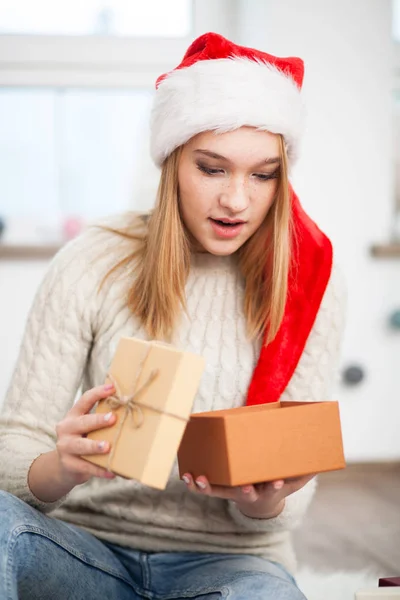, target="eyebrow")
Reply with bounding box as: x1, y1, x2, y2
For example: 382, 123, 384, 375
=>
194, 149, 281, 167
